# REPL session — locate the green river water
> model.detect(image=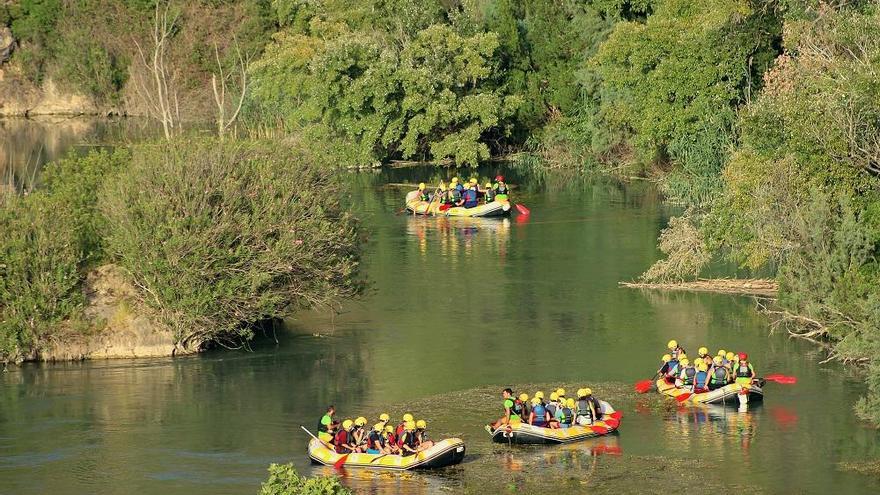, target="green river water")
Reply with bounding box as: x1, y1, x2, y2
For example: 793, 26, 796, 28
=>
1, 119, 879, 494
